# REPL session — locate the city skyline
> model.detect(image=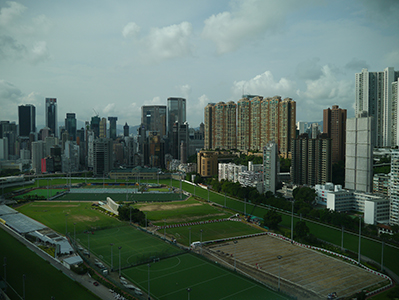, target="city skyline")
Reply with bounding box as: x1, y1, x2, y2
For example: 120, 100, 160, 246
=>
1, 1, 399, 128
